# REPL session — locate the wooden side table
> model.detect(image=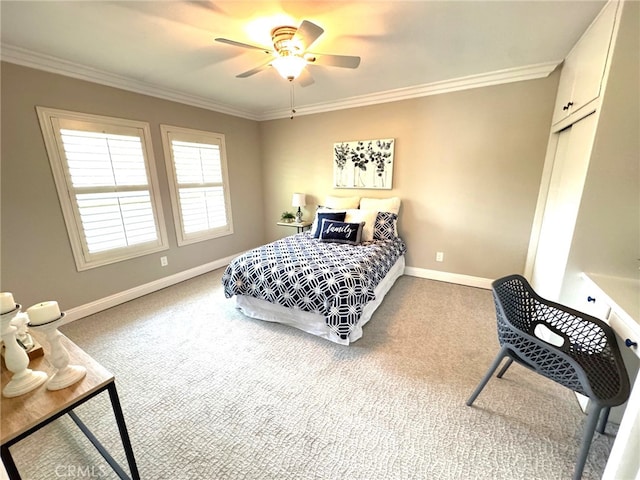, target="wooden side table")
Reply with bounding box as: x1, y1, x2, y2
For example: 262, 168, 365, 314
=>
1, 335, 139, 480
277, 220, 312, 234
